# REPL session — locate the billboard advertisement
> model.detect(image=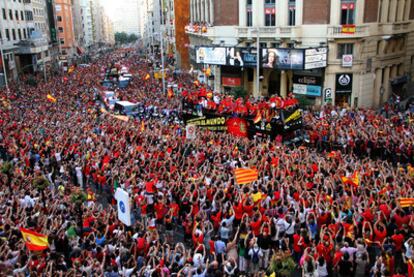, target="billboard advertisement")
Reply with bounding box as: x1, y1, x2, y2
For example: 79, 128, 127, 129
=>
196, 47, 227, 65
262, 48, 304, 70
226, 47, 258, 68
